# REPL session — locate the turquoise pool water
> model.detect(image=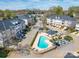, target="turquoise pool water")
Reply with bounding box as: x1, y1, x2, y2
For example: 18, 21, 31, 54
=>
38, 36, 48, 48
